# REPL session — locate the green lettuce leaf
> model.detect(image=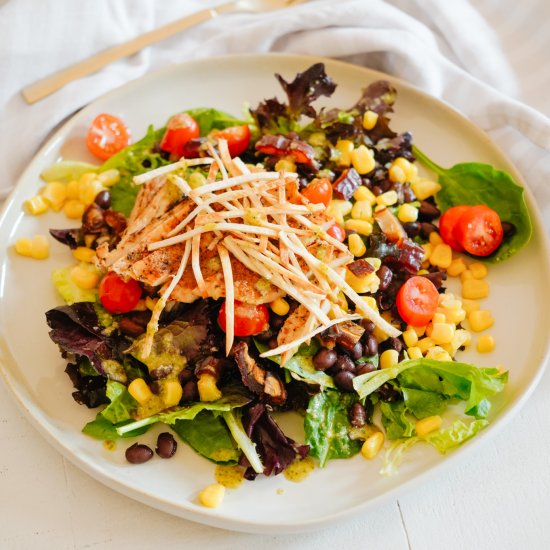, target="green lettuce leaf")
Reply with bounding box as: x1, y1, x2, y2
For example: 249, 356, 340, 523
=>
51, 265, 98, 305
380, 418, 489, 476
41, 160, 99, 182
304, 389, 362, 467
379, 401, 416, 440
185, 107, 246, 134
413, 146, 532, 262
172, 411, 240, 464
